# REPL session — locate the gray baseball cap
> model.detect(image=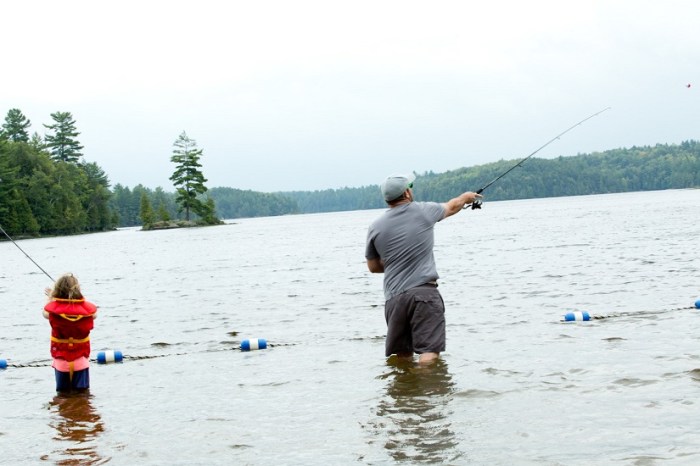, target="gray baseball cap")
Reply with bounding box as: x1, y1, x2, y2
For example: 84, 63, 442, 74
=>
381, 173, 416, 202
